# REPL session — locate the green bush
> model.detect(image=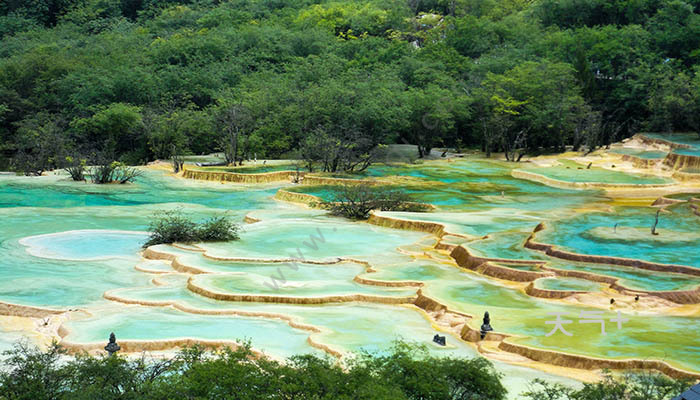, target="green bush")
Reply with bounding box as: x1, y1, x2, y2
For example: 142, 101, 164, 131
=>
0, 341, 691, 400
89, 161, 143, 184
319, 184, 430, 219
196, 215, 240, 242
0, 341, 507, 400
144, 210, 239, 247
64, 156, 86, 181
522, 372, 691, 400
